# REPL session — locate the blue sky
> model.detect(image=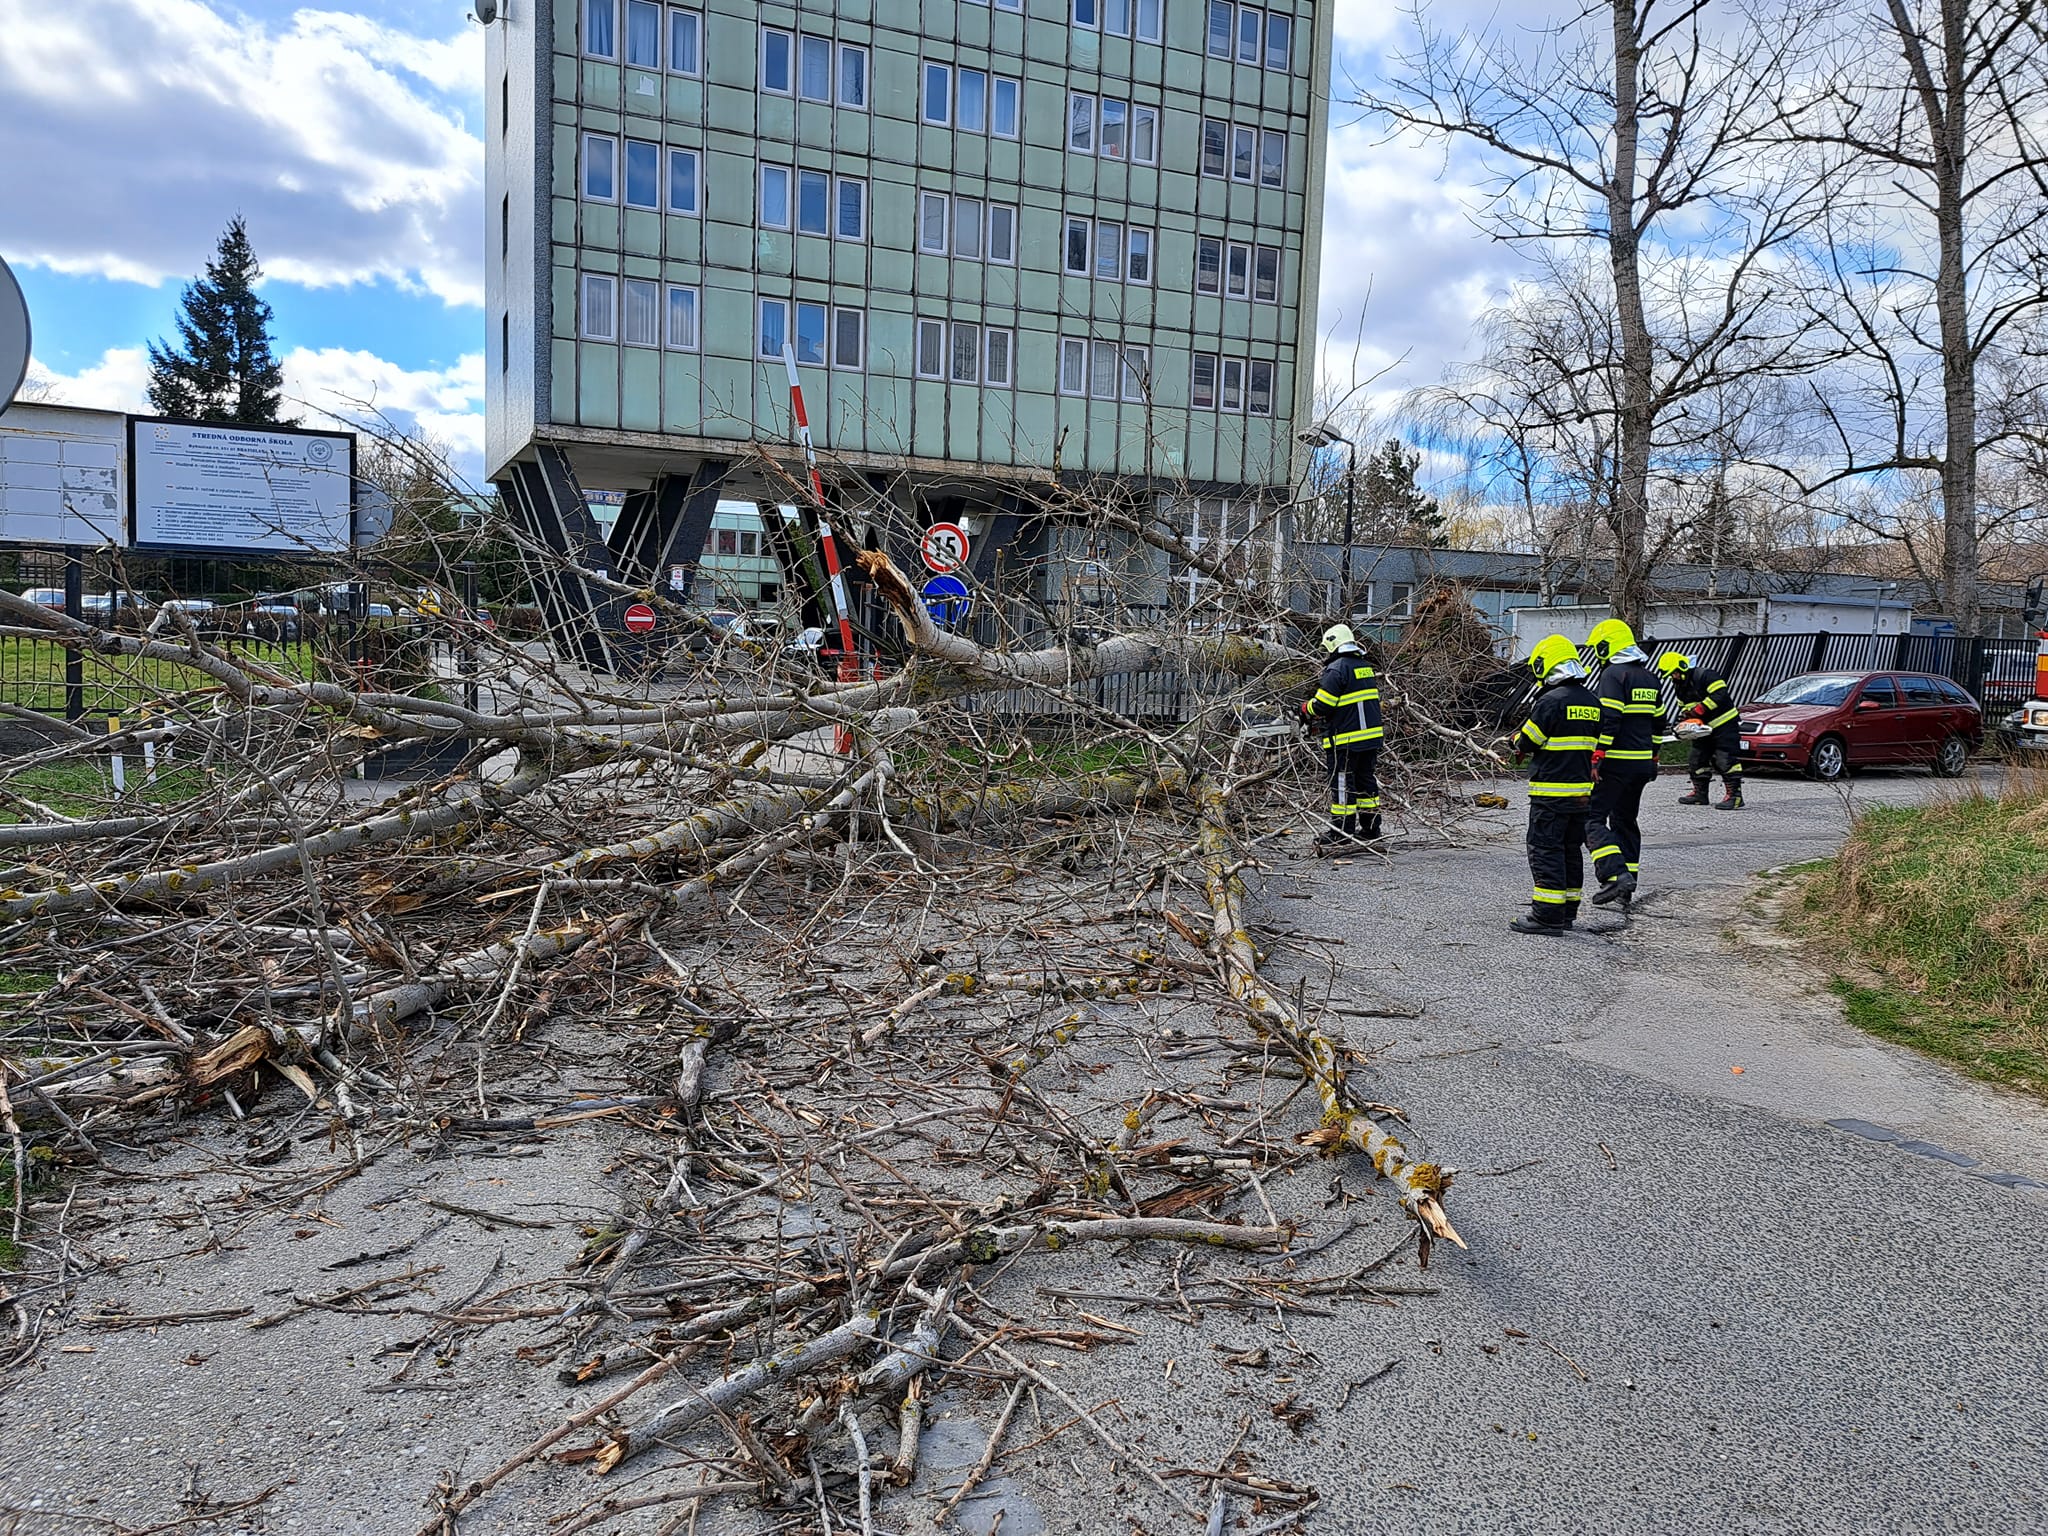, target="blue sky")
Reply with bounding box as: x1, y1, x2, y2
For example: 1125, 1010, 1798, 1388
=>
3, 0, 1524, 484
